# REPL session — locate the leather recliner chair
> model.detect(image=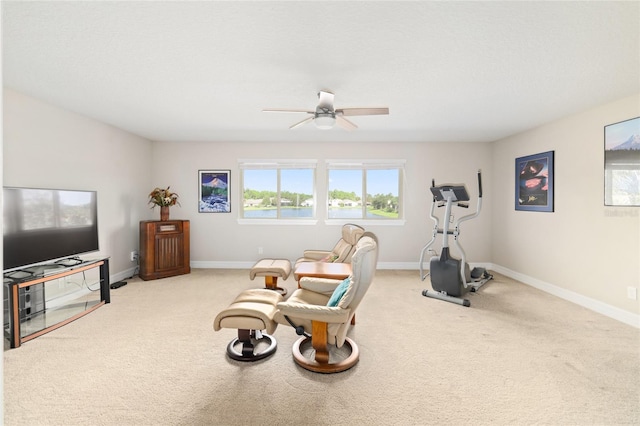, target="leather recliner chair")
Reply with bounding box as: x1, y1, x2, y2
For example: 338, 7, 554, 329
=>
275, 232, 378, 373
294, 223, 365, 269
